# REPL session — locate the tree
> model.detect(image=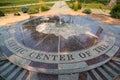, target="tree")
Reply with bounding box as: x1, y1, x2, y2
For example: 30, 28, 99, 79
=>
108, 0, 117, 7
